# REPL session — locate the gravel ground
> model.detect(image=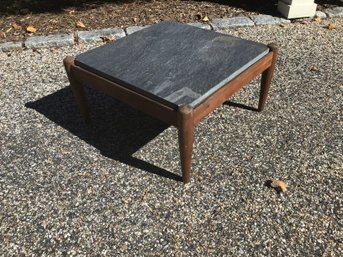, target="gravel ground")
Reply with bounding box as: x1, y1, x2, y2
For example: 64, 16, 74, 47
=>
1, 19, 342, 256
